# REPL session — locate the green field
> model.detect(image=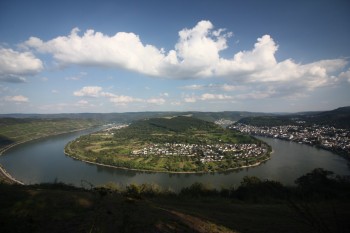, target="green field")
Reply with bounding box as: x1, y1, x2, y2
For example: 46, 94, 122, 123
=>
65, 116, 271, 172
0, 118, 99, 154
